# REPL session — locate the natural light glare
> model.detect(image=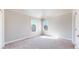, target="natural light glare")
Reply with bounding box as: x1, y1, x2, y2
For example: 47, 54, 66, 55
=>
40, 35, 59, 39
